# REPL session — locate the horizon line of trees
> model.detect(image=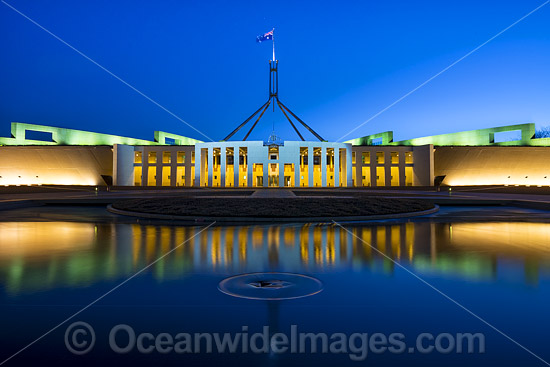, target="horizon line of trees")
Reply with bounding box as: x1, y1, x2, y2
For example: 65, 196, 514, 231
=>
535, 126, 550, 138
